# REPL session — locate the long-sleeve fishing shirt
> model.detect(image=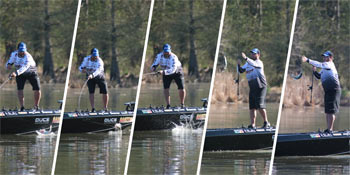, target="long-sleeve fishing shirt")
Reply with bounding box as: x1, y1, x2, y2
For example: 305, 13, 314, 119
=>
6, 50, 37, 76
308, 58, 340, 91
79, 55, 104, 78
150, 52, 182, 75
